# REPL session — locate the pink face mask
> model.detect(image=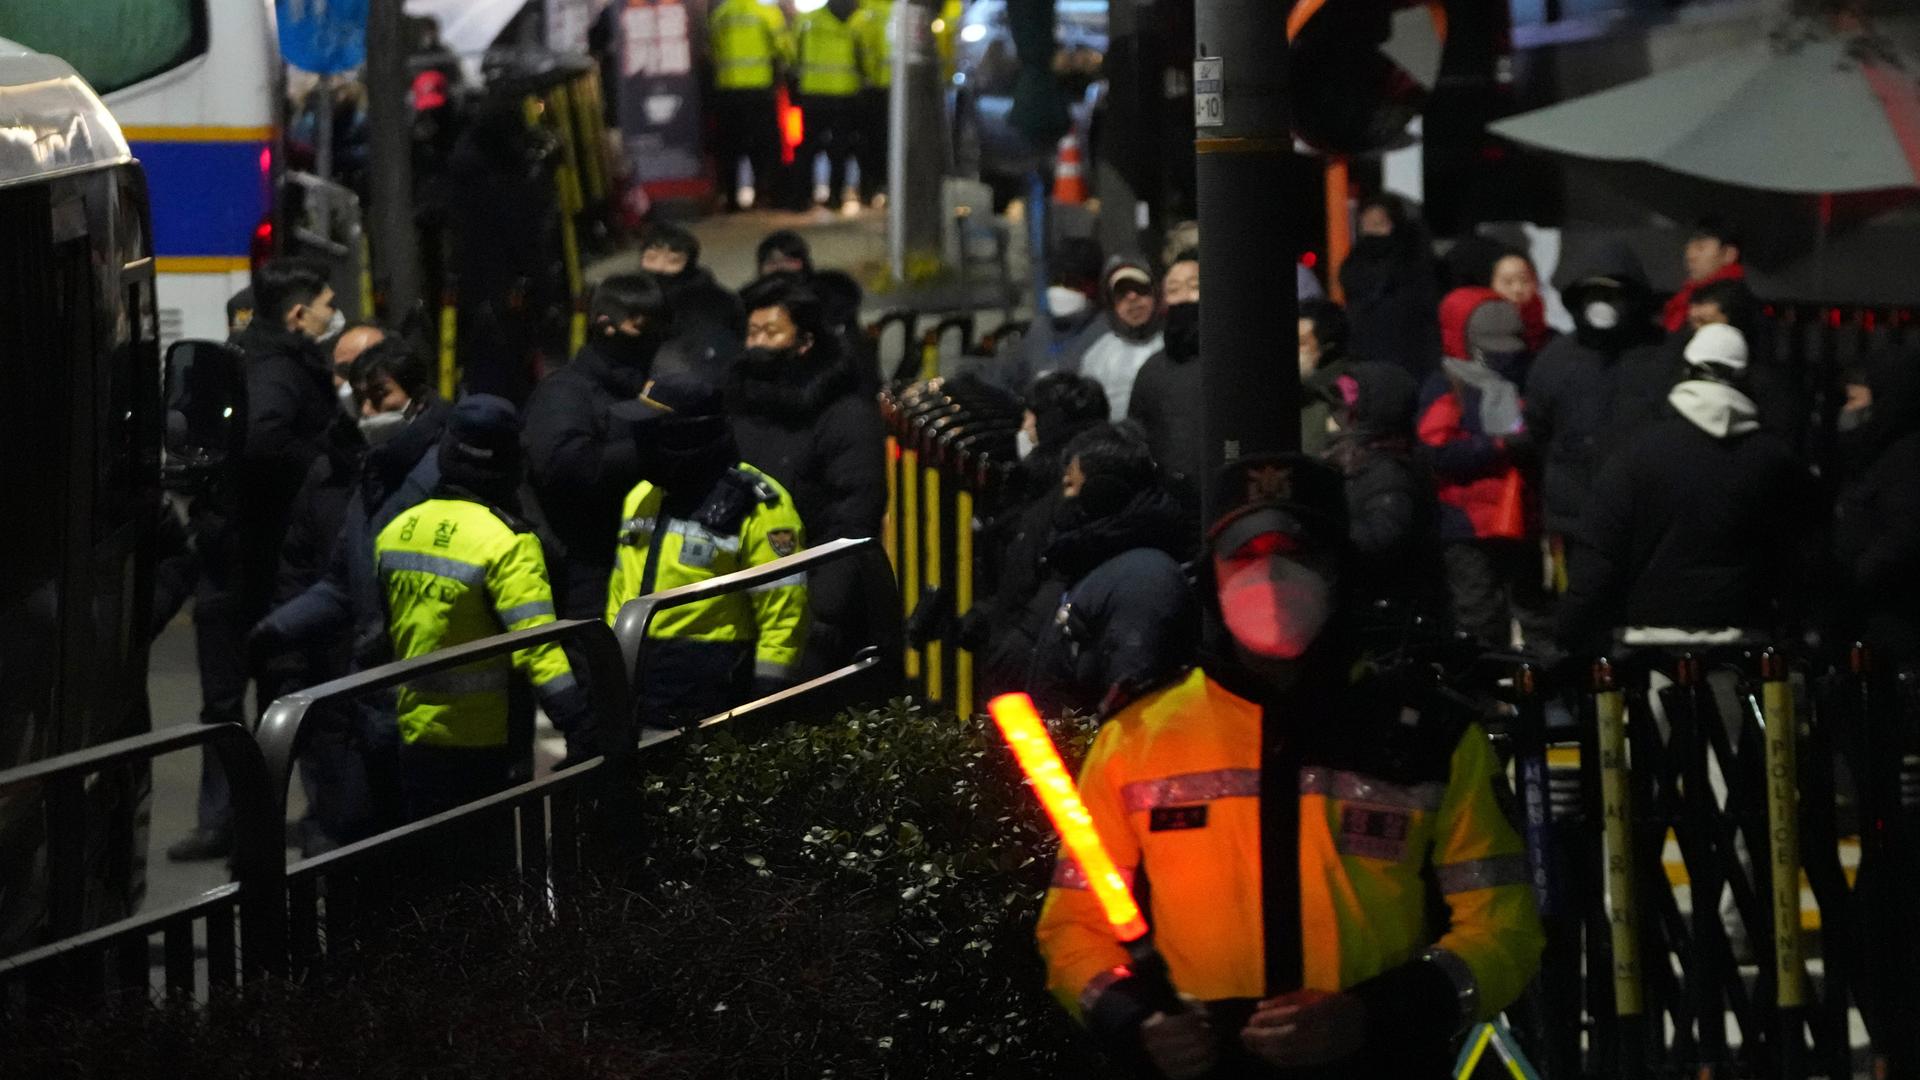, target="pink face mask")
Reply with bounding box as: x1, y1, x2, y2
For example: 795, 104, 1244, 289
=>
1213, 535, 1334, 661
